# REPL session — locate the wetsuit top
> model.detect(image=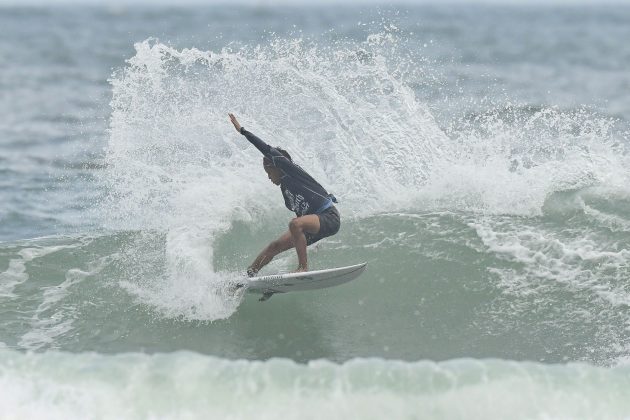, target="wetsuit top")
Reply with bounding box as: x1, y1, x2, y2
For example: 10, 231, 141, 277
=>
240, 127, 337, 217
